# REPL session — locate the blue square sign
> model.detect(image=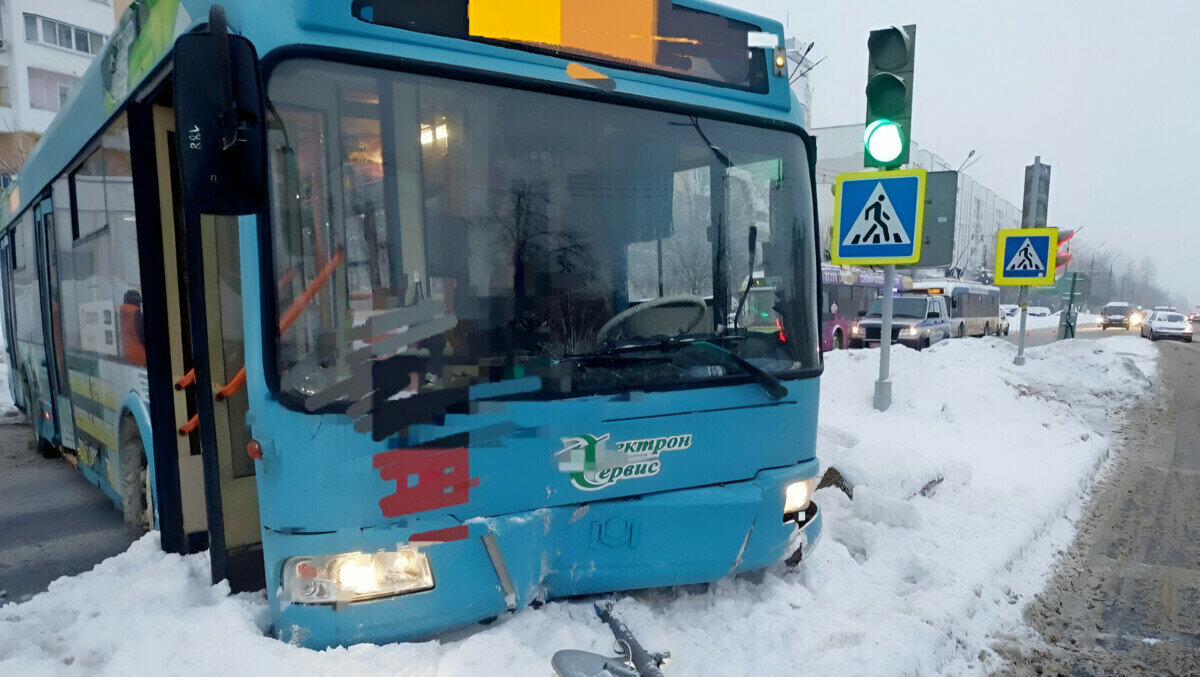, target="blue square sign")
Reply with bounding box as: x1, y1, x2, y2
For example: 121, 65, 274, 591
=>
830, 168, 927, 265
994, 228, 1058, 286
